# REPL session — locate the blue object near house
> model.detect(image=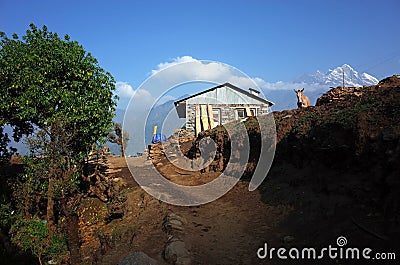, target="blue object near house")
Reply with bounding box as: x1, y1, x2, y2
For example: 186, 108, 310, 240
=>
151, 133, 169, 143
